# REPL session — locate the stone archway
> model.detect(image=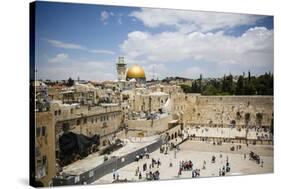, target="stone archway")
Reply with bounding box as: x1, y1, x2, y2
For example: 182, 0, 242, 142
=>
167, 135, 171, 141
